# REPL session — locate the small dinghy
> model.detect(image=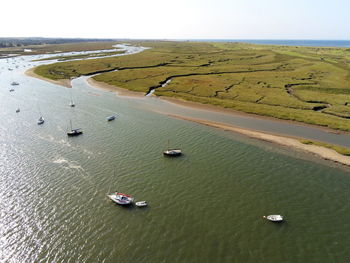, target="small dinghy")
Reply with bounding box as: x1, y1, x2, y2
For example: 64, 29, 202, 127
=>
107, 115, 116, 121
263, 215, 284, 222
108, 192, 134, 205
135, 201, 147, 207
